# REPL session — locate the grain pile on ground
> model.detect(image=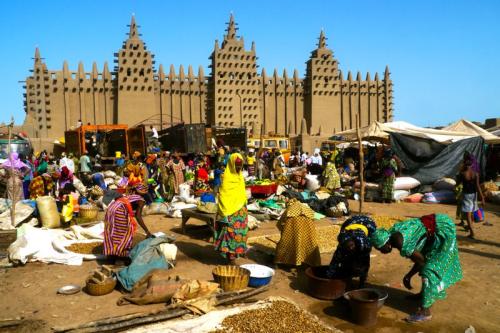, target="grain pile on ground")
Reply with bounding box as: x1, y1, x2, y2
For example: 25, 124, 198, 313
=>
65, 242, 103, 255
370, 215, 406, 228
210, 300, 338, 333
